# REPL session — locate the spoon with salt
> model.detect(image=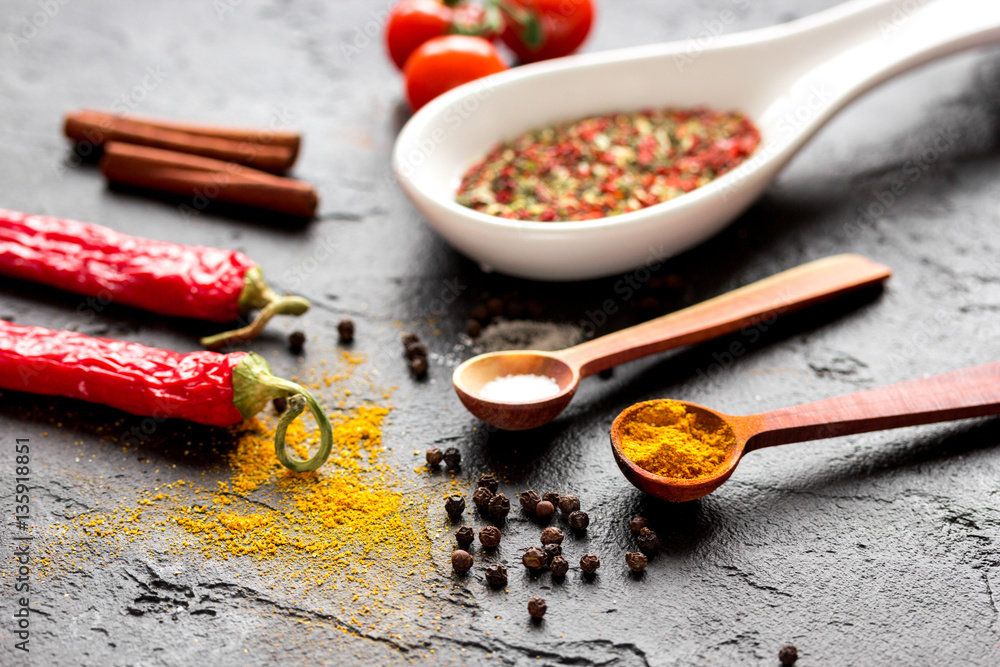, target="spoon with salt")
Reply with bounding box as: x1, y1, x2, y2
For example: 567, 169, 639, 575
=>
610, 361, 1000, 502
394, 0, 1000, 280
453, 254, 889, 430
